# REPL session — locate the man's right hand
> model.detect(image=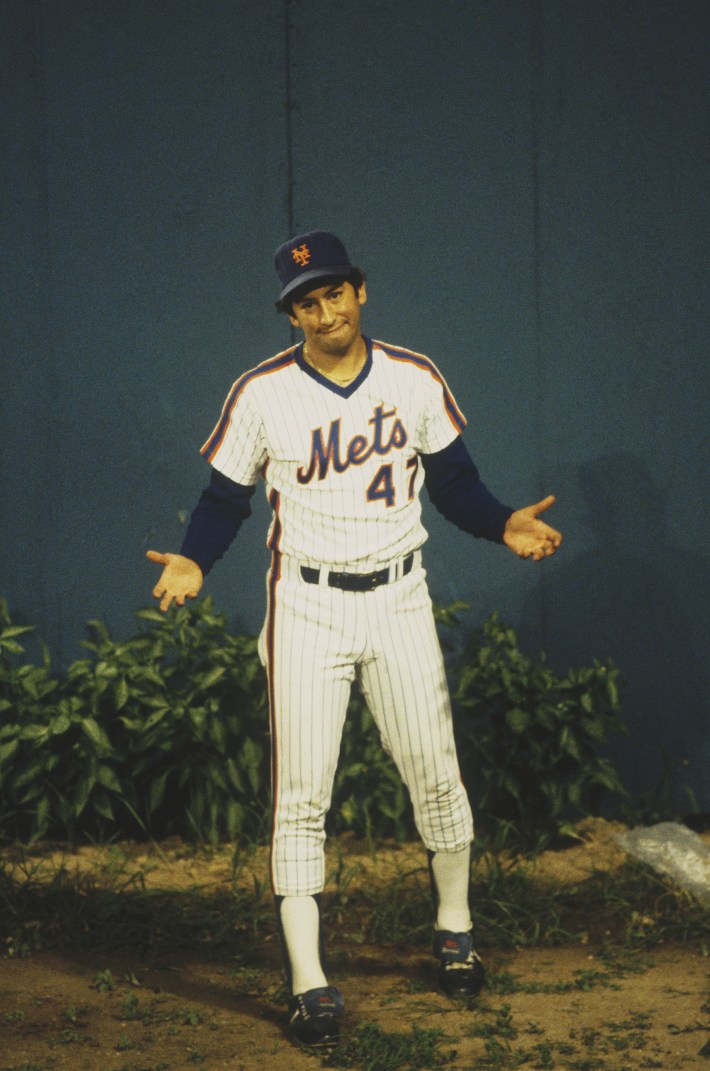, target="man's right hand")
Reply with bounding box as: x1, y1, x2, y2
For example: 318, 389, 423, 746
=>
146, 551, 204, 612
